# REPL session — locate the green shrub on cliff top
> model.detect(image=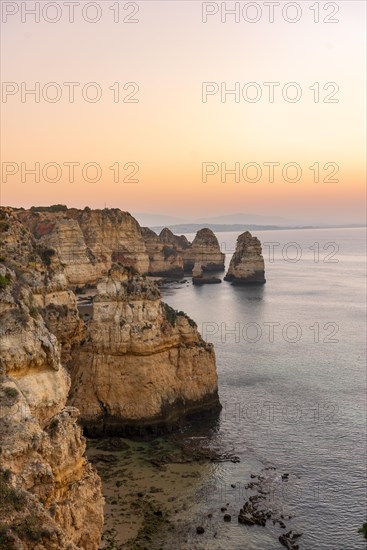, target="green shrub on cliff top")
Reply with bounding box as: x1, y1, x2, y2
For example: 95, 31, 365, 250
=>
163, 304, 197, 328
30, 204, 67, 212
38, 248, 55, 267
163, 303, 177, 326
358, 523, 367, 539
0, 273, 11, 288
0, 523, 17, 549
13, 513, 50, 542
0, 221, 10, 232
0, 470, 26, 513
